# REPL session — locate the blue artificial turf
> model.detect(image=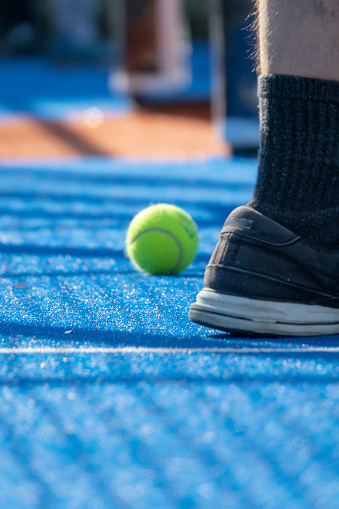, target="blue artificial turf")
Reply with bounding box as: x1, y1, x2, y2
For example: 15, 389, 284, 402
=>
0, 155, 339, 509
